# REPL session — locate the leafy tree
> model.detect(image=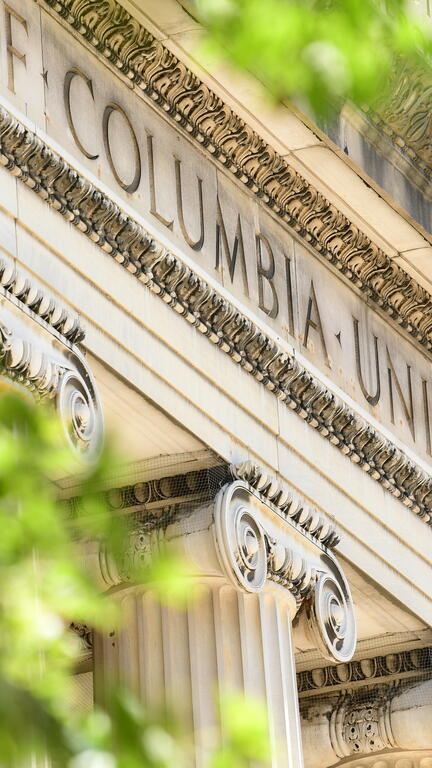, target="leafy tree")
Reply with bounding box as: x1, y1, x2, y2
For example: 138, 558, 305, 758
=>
193, 0, 432, 115
0, 393, 269, 766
